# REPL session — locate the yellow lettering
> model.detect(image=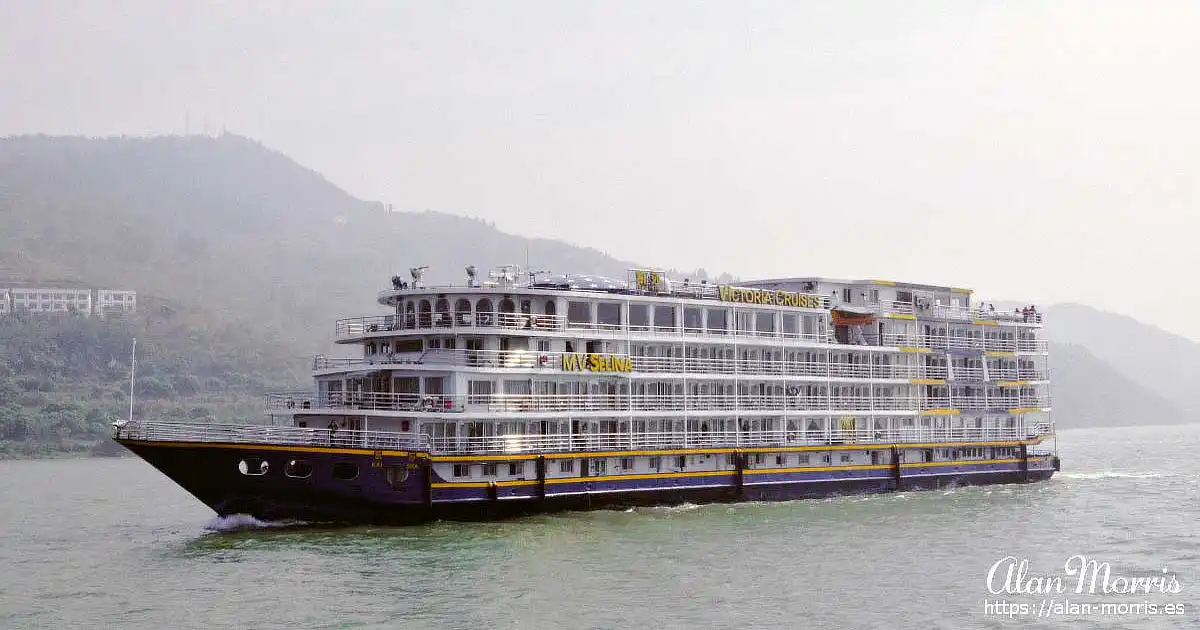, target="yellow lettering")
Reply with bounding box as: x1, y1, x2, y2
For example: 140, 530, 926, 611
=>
588, 354, 600, 371
561, 354, 578, 371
